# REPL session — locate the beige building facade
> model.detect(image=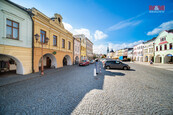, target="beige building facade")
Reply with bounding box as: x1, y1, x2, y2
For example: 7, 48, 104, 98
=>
86, 38, 93, 60
73, 37, 81, 64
